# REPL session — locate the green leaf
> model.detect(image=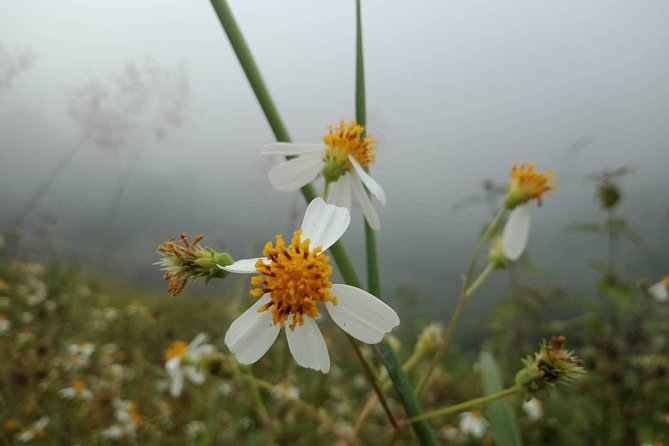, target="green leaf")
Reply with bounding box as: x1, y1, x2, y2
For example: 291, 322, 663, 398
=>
479, 351, 523, 446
